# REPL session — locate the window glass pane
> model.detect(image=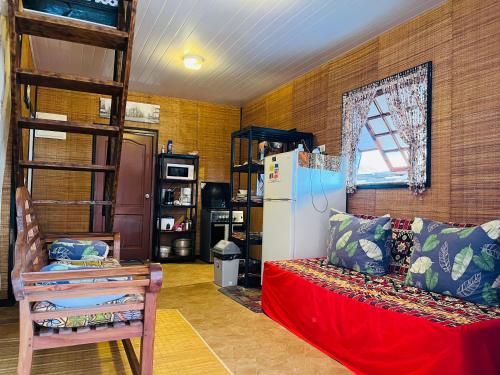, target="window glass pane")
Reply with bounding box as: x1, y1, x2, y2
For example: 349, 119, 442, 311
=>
377, 134, 397, 150
369, 118, 389, 134
358, 126, 376, 151
358, 150, 389, 174
367, 101, 379, 117
395, 134, 408, 147
386, 151, 408, 168
385, 115, 397, 131
376, 95, 390, 113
